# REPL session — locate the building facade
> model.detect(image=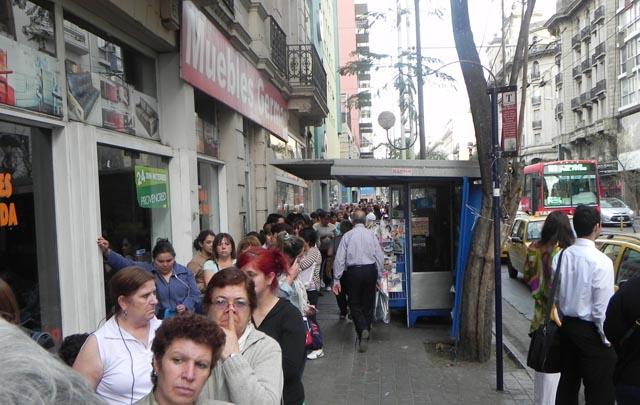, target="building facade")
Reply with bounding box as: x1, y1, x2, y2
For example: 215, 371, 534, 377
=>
0, 0, 332, 338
